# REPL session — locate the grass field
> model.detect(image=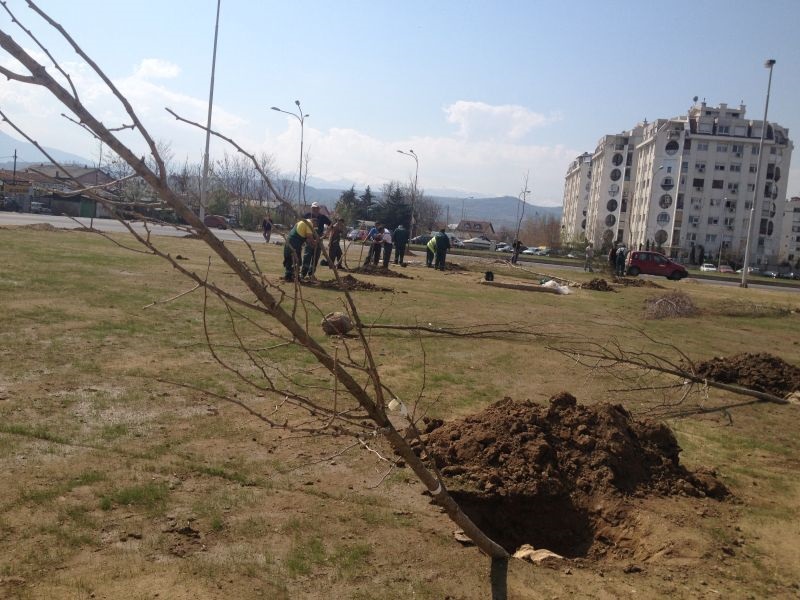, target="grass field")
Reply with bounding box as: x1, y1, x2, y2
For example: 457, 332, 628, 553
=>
1, 224, 799, 599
